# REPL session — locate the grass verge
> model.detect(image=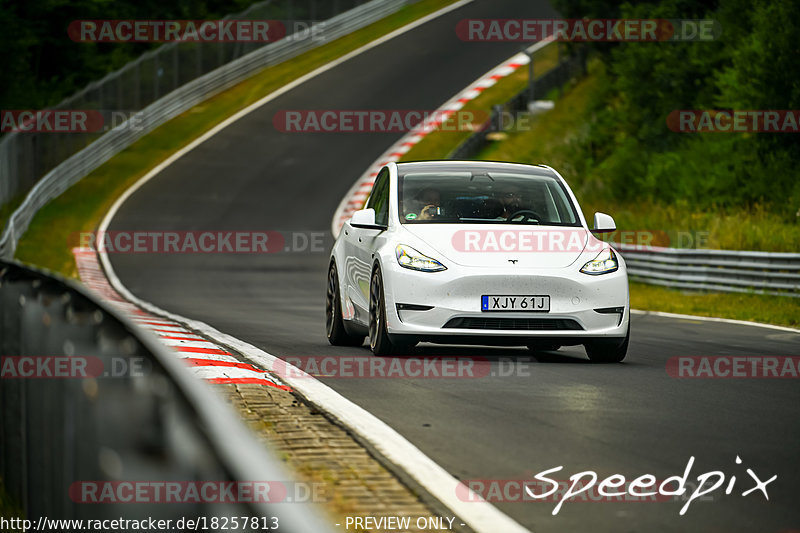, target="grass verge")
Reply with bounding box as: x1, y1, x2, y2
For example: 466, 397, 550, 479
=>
0, 193, 25, 235
400, 41, 558, 161
473, 61, 800, 252
0, 478, 25, 529
401, 53, 799, 327
12, 0, 460, 278
630, 282, 799, 329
